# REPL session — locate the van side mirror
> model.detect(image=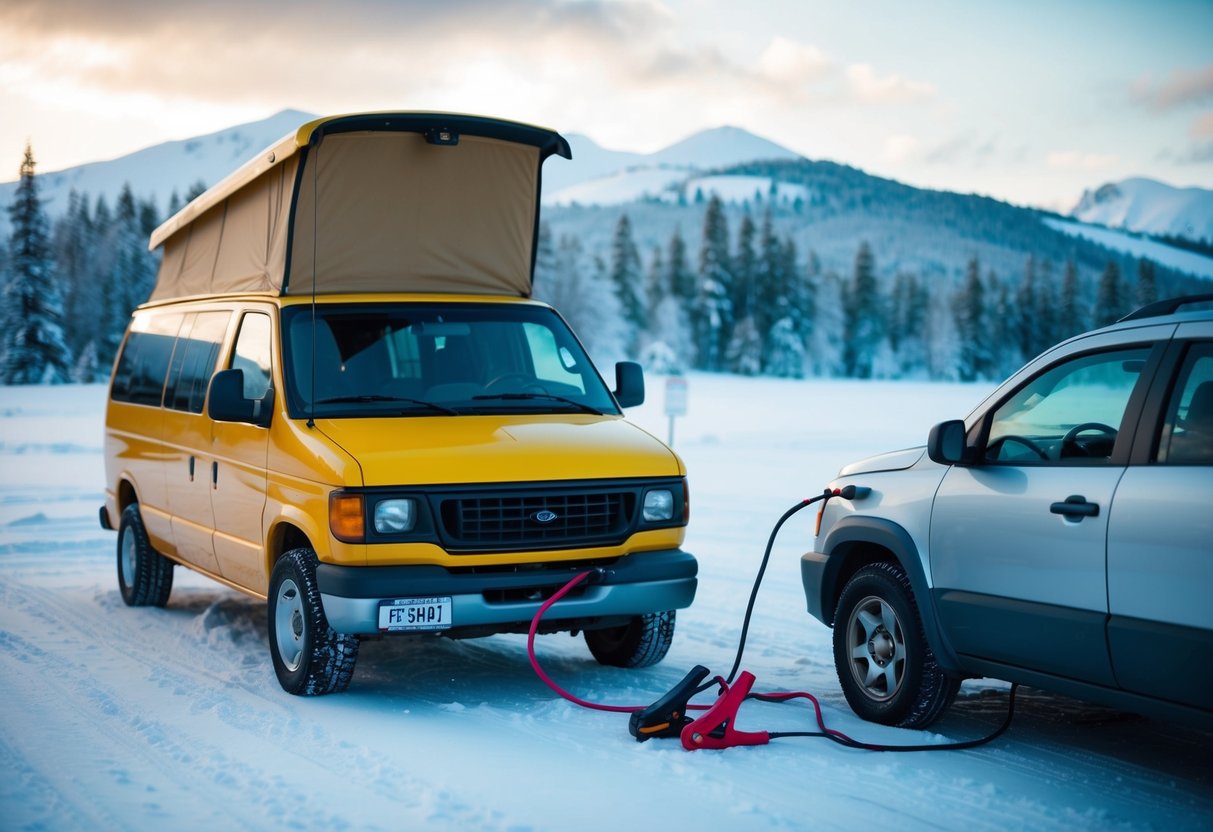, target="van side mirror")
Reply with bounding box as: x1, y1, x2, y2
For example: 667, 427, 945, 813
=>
927, 420, 968, 465
208, 368, 273, 428
613, 361, 644, 408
